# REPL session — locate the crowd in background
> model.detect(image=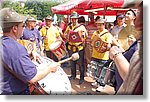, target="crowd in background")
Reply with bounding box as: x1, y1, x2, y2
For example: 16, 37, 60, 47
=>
0, 0, 143, 95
